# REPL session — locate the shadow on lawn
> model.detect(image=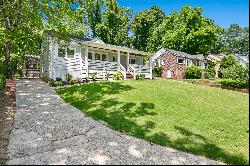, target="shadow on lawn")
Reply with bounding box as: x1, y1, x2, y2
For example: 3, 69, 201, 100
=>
56, 82, 248, 165
147, 126, 248, 165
